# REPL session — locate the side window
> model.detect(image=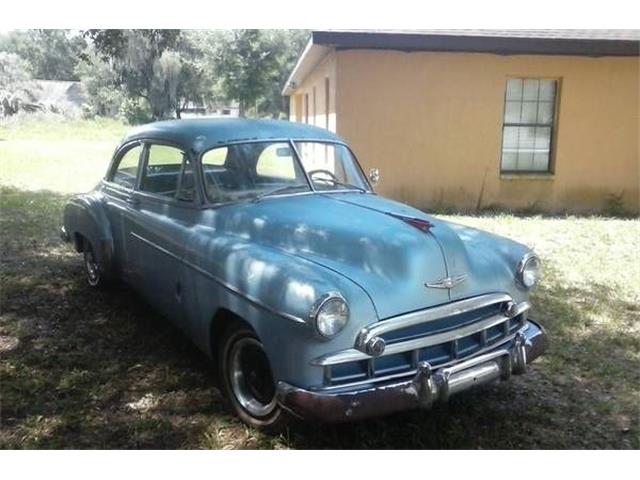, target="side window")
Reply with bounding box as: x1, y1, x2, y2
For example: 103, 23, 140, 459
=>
256, 143, 295, 180
111, 144, 142, 189
140, 144, 193, 201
